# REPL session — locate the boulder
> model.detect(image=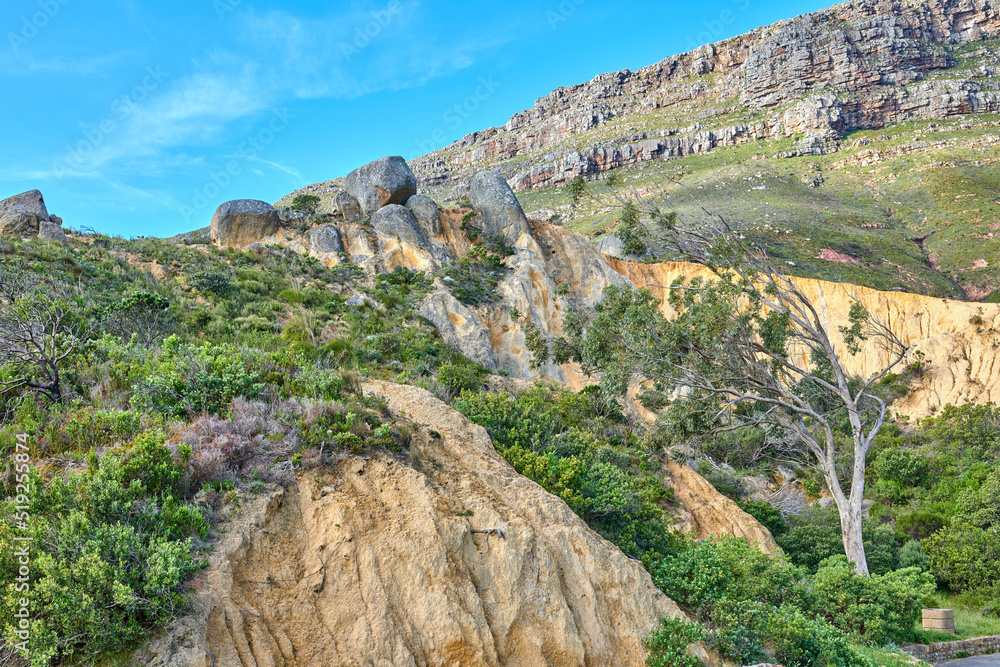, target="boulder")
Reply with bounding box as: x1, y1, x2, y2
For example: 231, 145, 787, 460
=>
210, 200, 280, 249
308, 224, 344, 255
335, 190, 363, 223
0, 189, 48, 219
371, 205, 429, 250
405, 194, 444, 236
420, 285, 499, 370
38, 221, 68, 244
0, 207, 41, 237
468, 170, 532, 246
345, 156, 417, 216
48, 214, 63, 226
